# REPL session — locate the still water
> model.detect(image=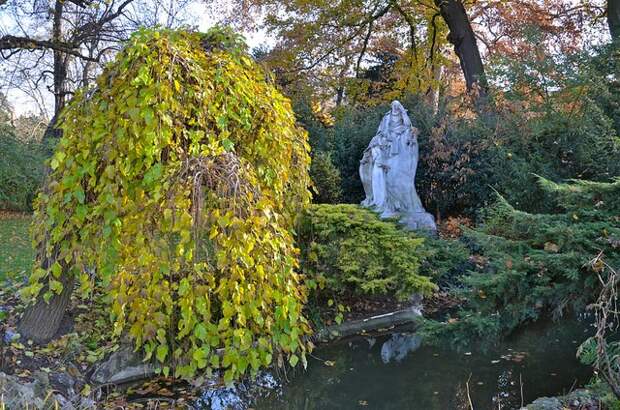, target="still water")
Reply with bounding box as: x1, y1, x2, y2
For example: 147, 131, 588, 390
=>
255, 319, 592, 410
